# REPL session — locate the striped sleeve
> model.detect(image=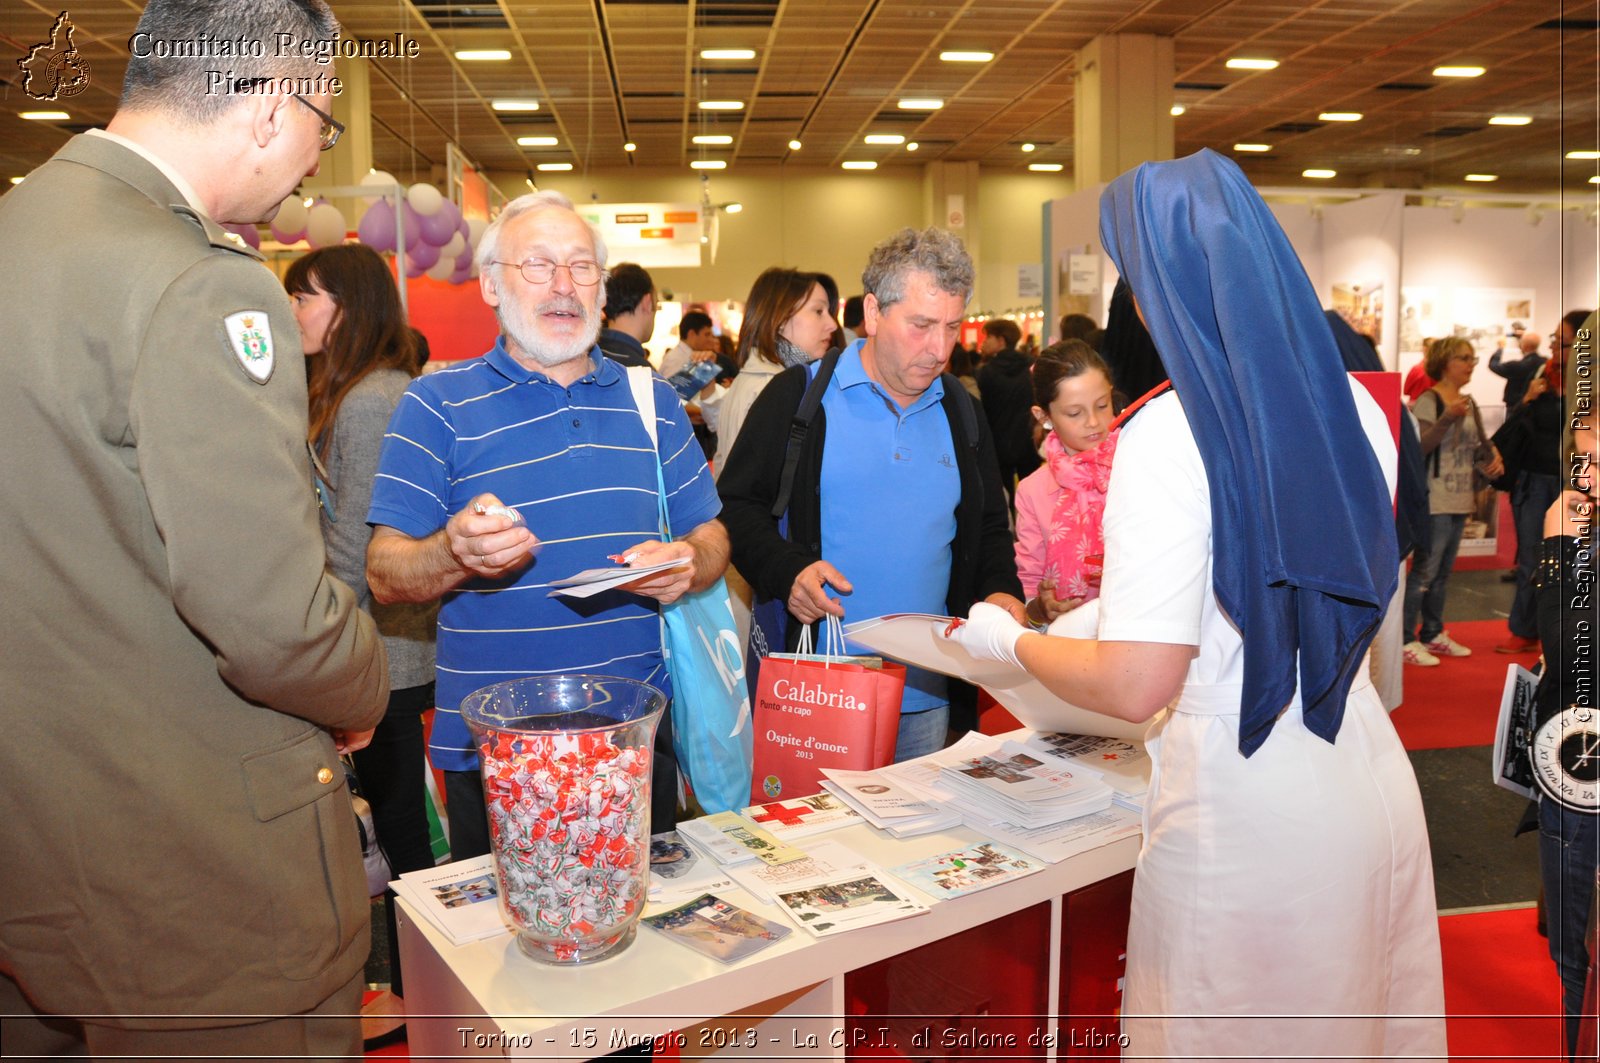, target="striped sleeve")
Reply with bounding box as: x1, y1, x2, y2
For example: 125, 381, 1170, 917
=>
367, 379, 456, 538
